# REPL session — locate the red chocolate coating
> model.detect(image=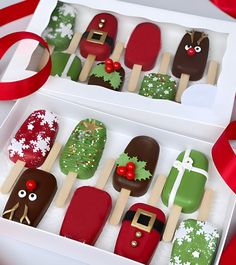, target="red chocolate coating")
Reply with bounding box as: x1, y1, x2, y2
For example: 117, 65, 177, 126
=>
8, 110, 58, 168
2, 168, 57, 227
172, 31, 209, 81
125, 23, 161, 71
115, 203, 166, 264
113, 136, 159, 197
60, 186, 112, 245
80, 13, 118, 61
